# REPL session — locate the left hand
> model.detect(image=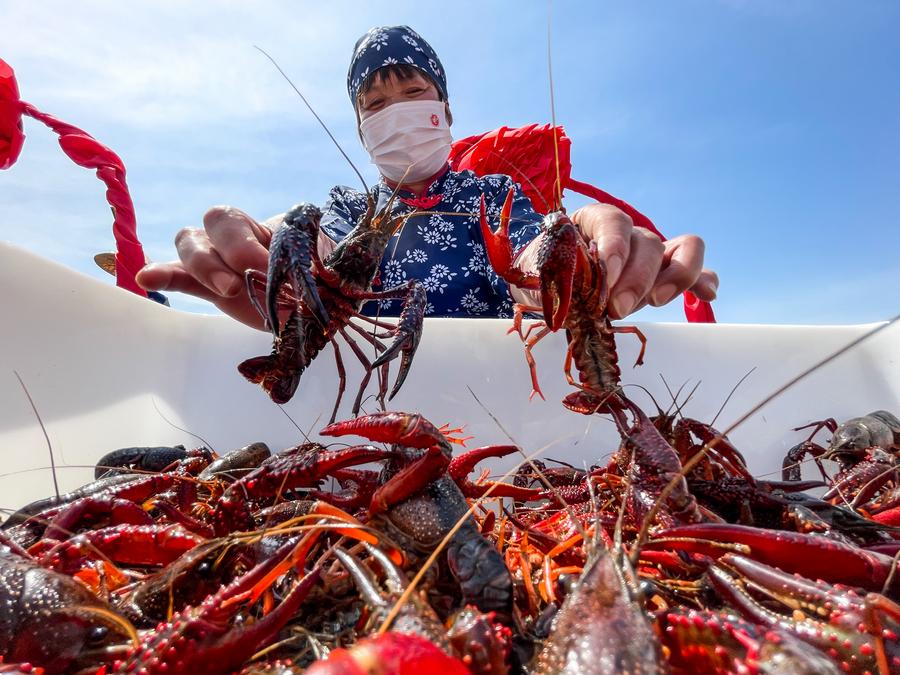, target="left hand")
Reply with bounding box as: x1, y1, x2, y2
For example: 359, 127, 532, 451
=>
571, 203, 718, 319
